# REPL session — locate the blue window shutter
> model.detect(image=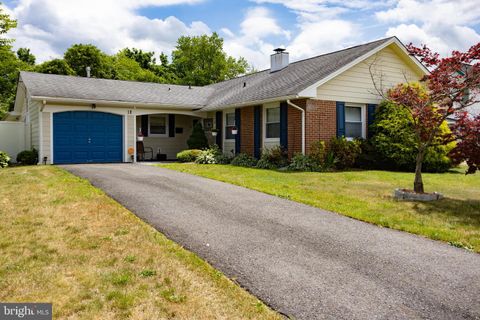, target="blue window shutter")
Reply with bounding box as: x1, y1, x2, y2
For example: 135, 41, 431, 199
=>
254, 105, 261, 158
141, 115, 149, 137
215, 111, 222, 148
367, 104, 377, 138
235, 108, 241, 154
168, 114, 175, 137
280, 102, 288, 148
336, 101, 345, 137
